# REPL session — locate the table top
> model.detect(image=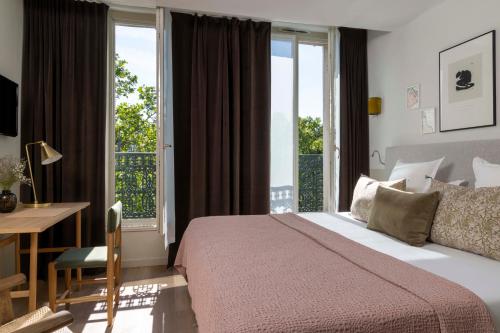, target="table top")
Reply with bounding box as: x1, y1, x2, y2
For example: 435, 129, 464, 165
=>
0, 202, 90, 234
